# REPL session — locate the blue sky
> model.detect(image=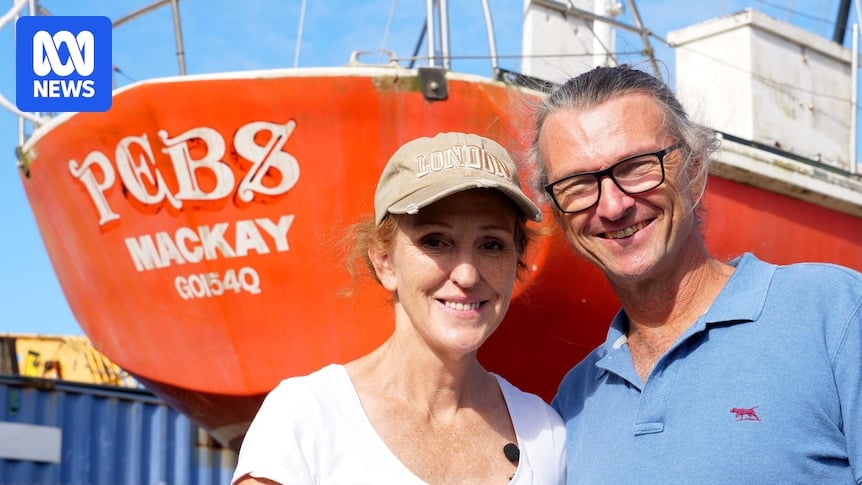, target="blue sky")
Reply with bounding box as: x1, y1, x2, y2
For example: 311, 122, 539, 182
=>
0, 0, 852, 336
